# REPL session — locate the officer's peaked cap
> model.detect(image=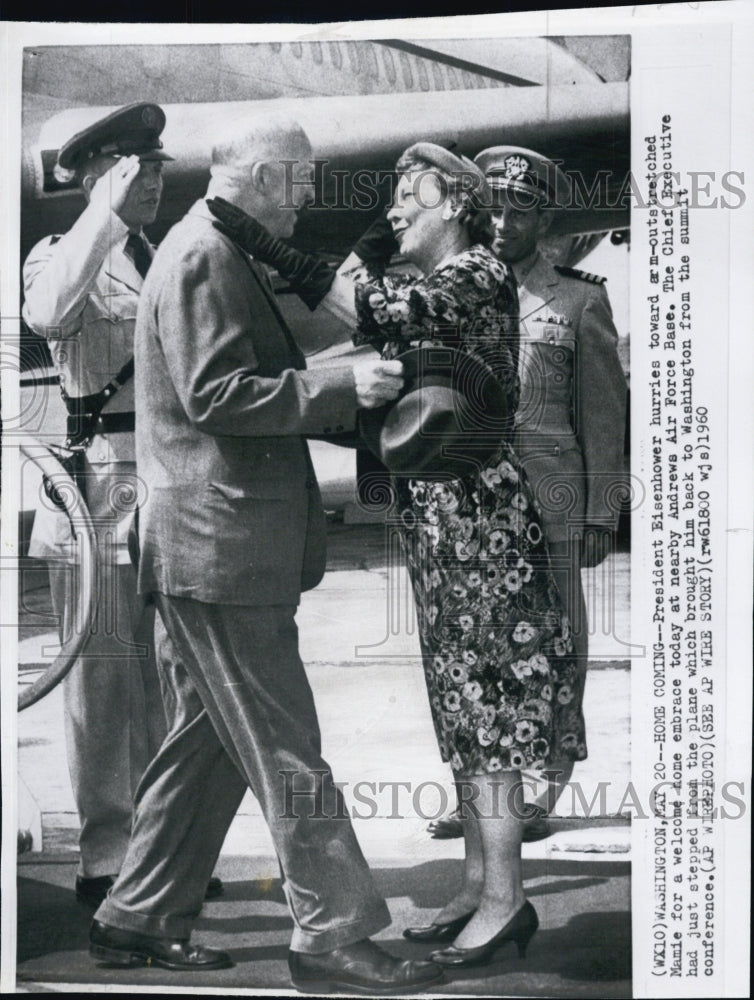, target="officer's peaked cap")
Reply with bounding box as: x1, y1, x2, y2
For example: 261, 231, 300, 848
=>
474, 145, 569, 207
57, 102, 173, 171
